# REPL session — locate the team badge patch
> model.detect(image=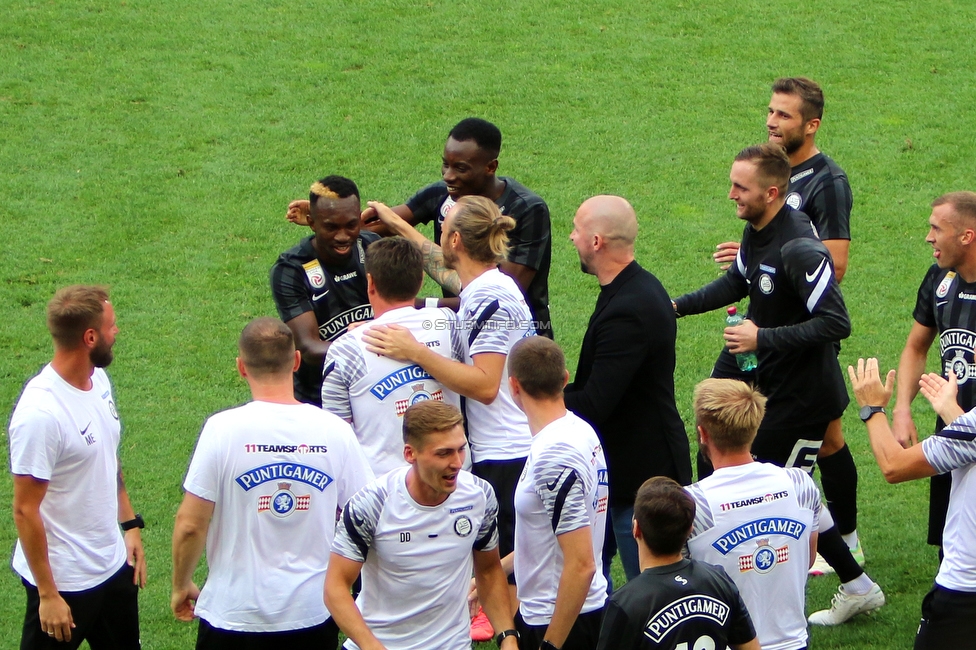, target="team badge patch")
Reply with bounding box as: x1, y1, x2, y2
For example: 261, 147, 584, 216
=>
454, 515, 473, 537
759, 273, 774, 295
394, 384, 444, 416
439, 196, 456, 223
940, 328, 976, 385
738, 539, 789, 573
108, 400, 119, 420
785, 192, 802, 210
302, 260, 326, 289
937, 271, 956, 299
258, 482, 311, 518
